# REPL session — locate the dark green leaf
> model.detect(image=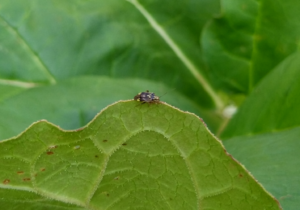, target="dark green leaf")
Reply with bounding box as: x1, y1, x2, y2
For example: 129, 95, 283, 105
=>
222, 52, 300, 210
224, 127, 300, 210
0, 0, 222, 108
222, 52, 300, 137
202, 0, 300, 93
